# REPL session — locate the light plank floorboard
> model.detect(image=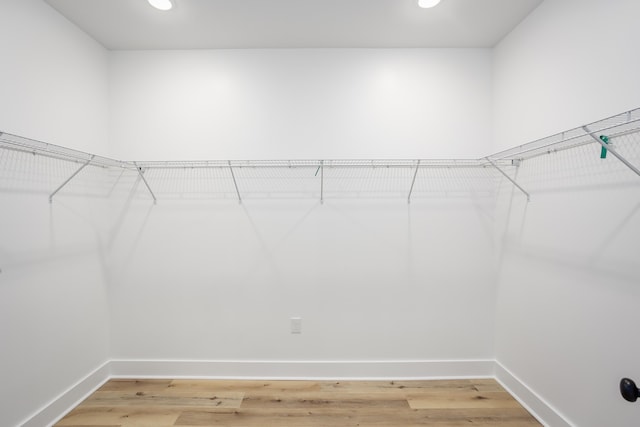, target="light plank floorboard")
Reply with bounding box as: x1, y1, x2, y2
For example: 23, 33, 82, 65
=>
56, 379, 541, 426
